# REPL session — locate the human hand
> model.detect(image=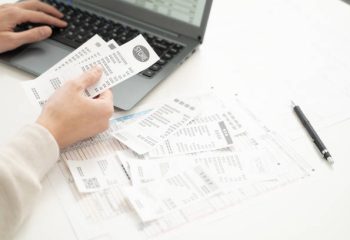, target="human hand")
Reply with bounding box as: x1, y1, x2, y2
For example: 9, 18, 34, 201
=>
0, 0, 67, 53
36, 67, 114, 149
